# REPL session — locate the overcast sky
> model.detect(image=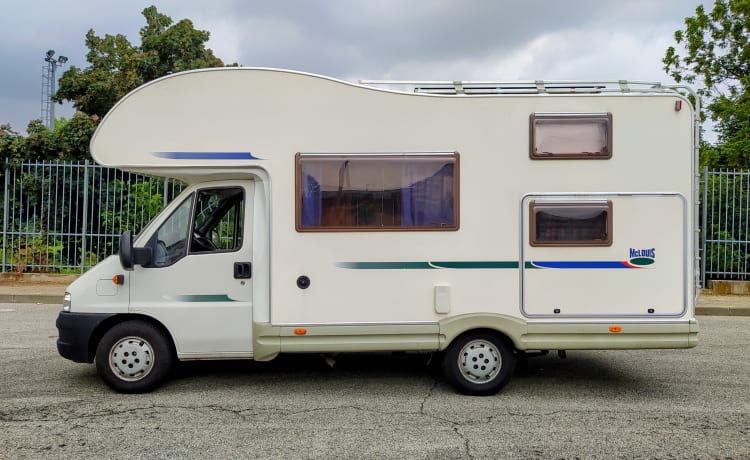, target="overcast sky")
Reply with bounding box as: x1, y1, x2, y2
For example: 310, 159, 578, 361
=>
1, 0, 708, 133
